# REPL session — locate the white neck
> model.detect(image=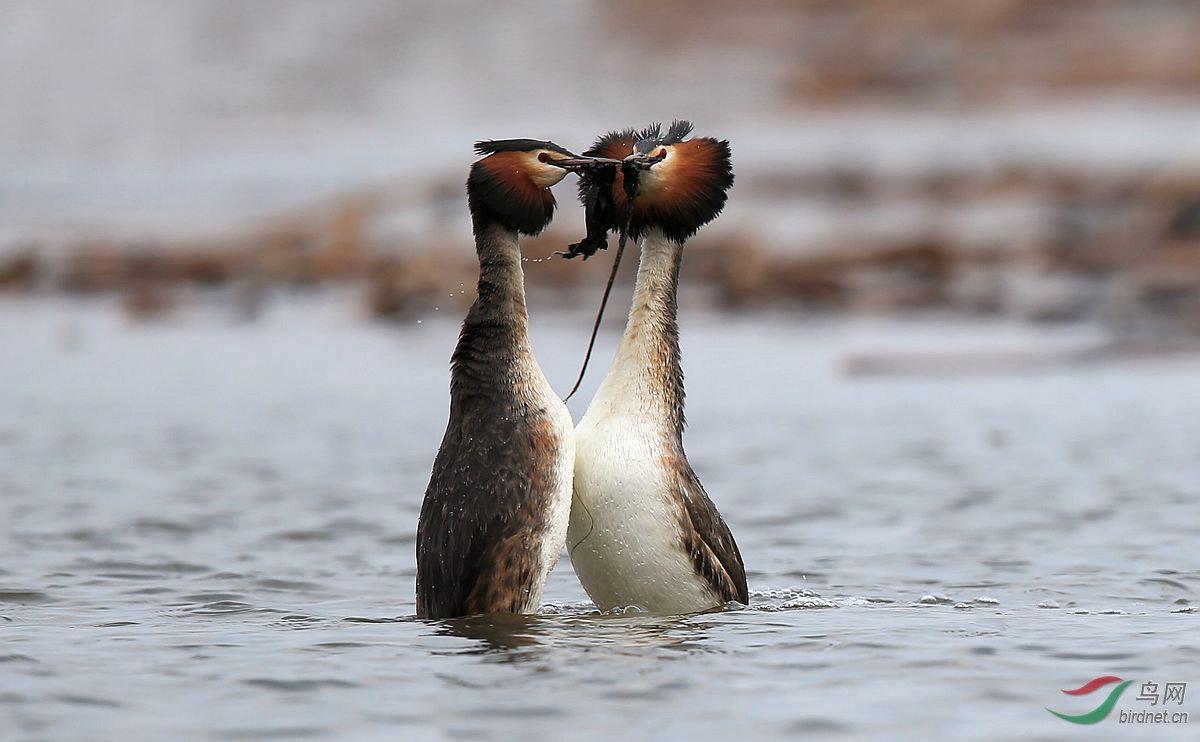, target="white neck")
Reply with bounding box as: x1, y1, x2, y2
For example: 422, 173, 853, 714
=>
584, 229, 685, 435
